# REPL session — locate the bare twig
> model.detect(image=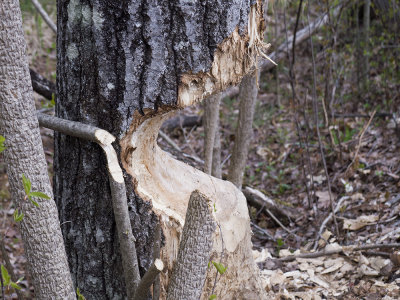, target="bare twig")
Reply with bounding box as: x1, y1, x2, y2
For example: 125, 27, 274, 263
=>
344, 109, 377, 174
307, 0, 338, 237
313, 196, 350, 251
159, 130, 181, 152
31, 0, 57, 34
29, 69, 56, 101
37, 113, 140, 298
243, 186, 295, 221
251, 222, 275, 241
278, 243, 400, 262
